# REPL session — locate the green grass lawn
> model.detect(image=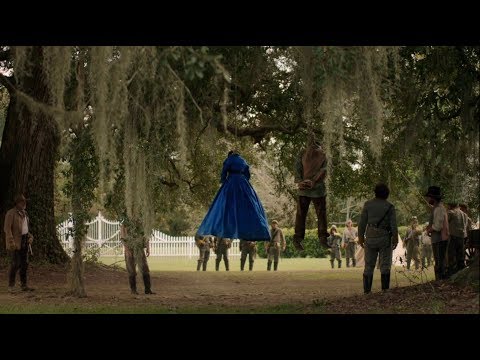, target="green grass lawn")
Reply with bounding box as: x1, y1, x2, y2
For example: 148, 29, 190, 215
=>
100, 256, 434, 275
100, 256, 351, 272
